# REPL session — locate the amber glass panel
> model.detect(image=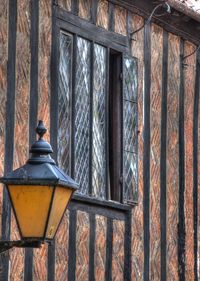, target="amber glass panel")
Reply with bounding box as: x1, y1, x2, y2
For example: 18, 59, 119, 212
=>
8, 185, 53, 238
46, 186, 72, 239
